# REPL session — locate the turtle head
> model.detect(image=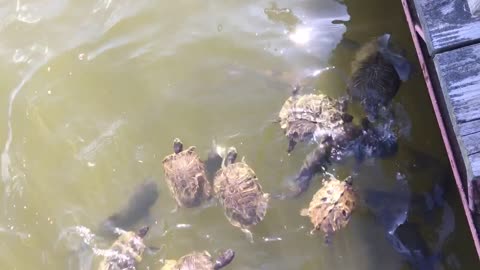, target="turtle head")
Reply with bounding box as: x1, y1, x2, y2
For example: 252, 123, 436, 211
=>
214, 249, 235, 270
137, 226, 149, 238
344, 176, 353, 186
225, 147, 238, 166
173, 138, 183, 154
291, 84, 301, 96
